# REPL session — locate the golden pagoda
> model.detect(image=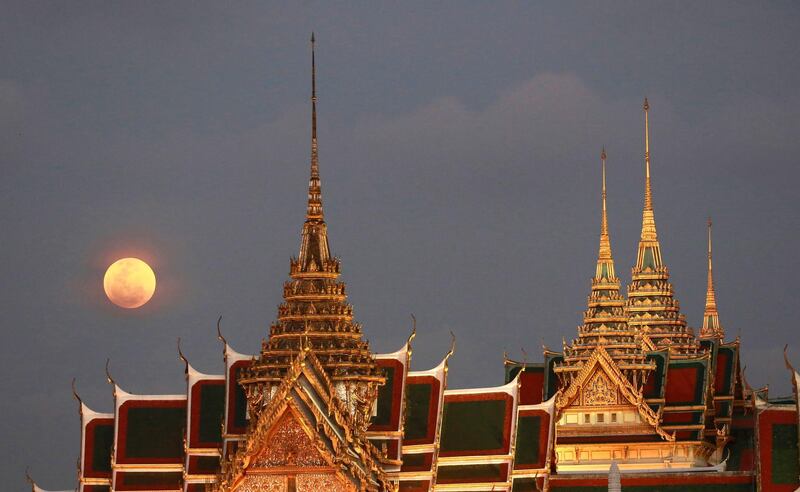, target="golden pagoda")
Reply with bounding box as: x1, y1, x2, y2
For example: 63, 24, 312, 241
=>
556, 148, 655, 389
625, 99, 700, 355
239, 33, 385, 433
214, 35, 394, 492
552, 148, 678, 473
26, 41, 800, 492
